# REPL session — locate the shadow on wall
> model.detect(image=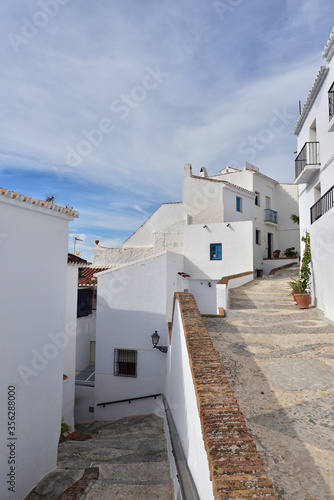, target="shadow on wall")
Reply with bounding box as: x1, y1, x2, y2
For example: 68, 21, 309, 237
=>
94, 299, 169, 419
